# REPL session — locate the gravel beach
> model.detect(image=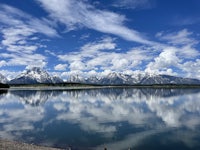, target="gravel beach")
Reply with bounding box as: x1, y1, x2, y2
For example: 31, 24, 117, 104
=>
0, 139, 62, 150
